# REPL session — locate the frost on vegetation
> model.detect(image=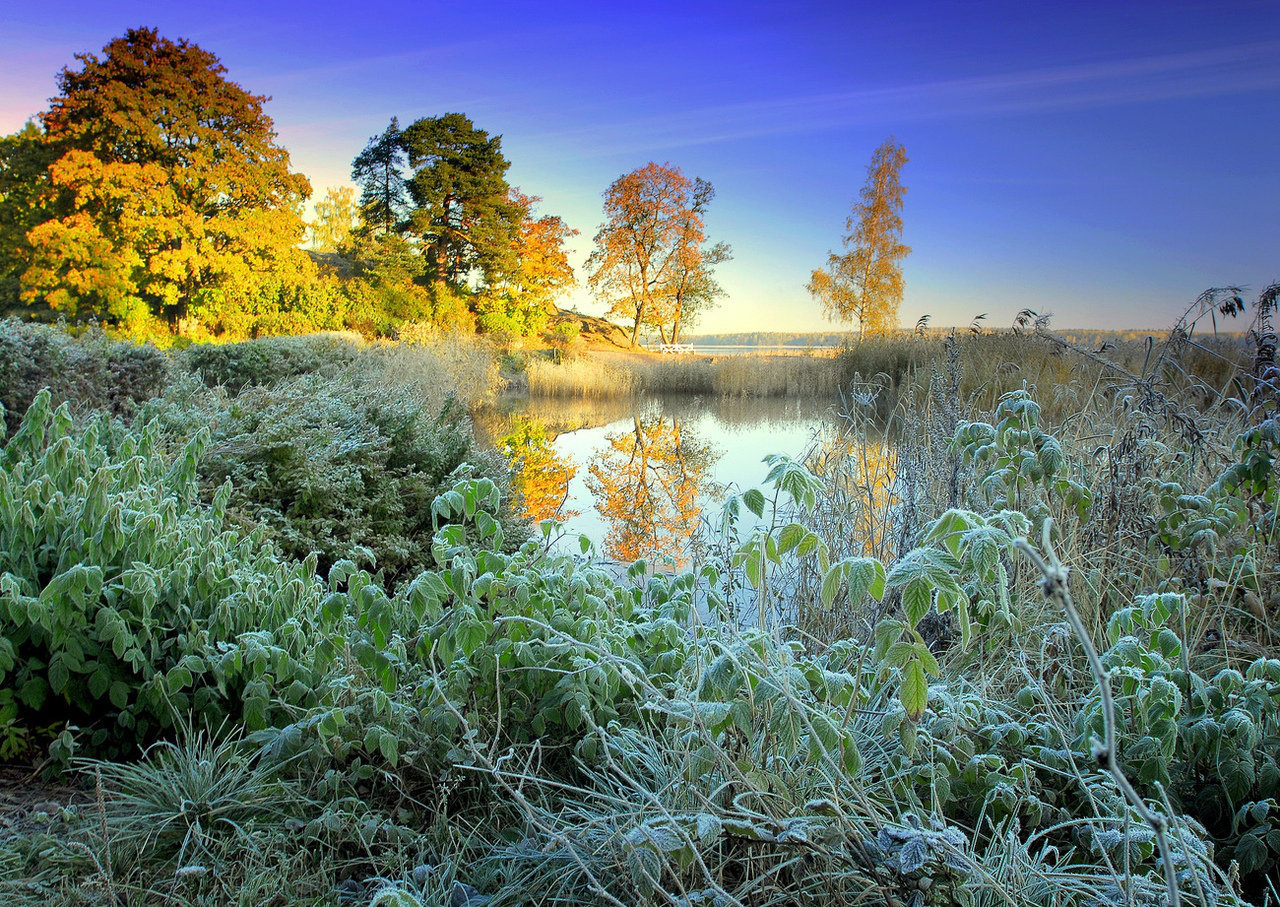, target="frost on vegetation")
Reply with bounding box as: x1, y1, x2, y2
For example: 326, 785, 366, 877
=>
1, 337, 1278, 904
